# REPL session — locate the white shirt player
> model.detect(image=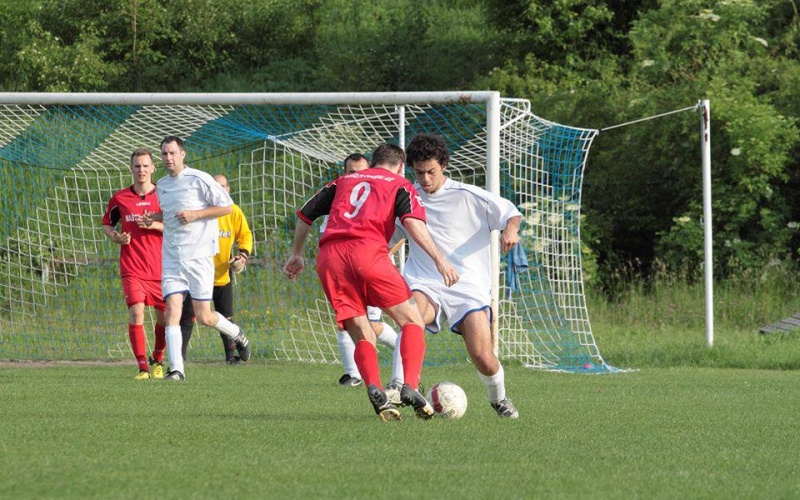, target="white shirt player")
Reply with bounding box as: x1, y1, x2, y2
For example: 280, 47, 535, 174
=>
399, 177, 522, 304
156, 166, 233, 262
